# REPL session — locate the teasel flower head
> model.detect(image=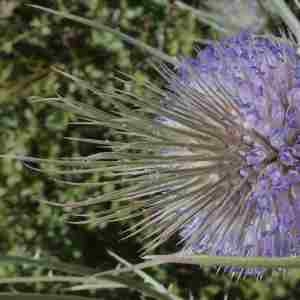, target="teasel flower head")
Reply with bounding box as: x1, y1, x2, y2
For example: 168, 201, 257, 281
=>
28, 29, 300, 277
22, 2, 300, 277
178, 34, 298, 269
